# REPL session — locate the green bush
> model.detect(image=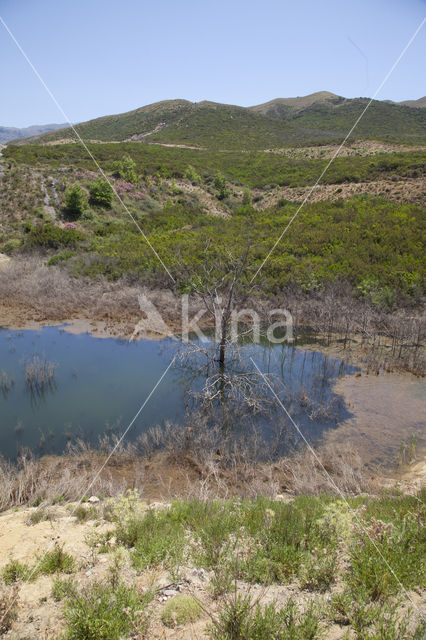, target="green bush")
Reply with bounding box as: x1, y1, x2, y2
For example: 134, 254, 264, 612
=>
37, 545, 75, 575
185, 164, 202, 184
89, 178, 113, 206
64, 183, 87, 218
1, 238, 22, 255
210, 595, 323, 640
2, 560, 32, 585
27, 222, 82, 249
62, 580, 151, 640
112, 154, 137, 183
47, 249, 75, 266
